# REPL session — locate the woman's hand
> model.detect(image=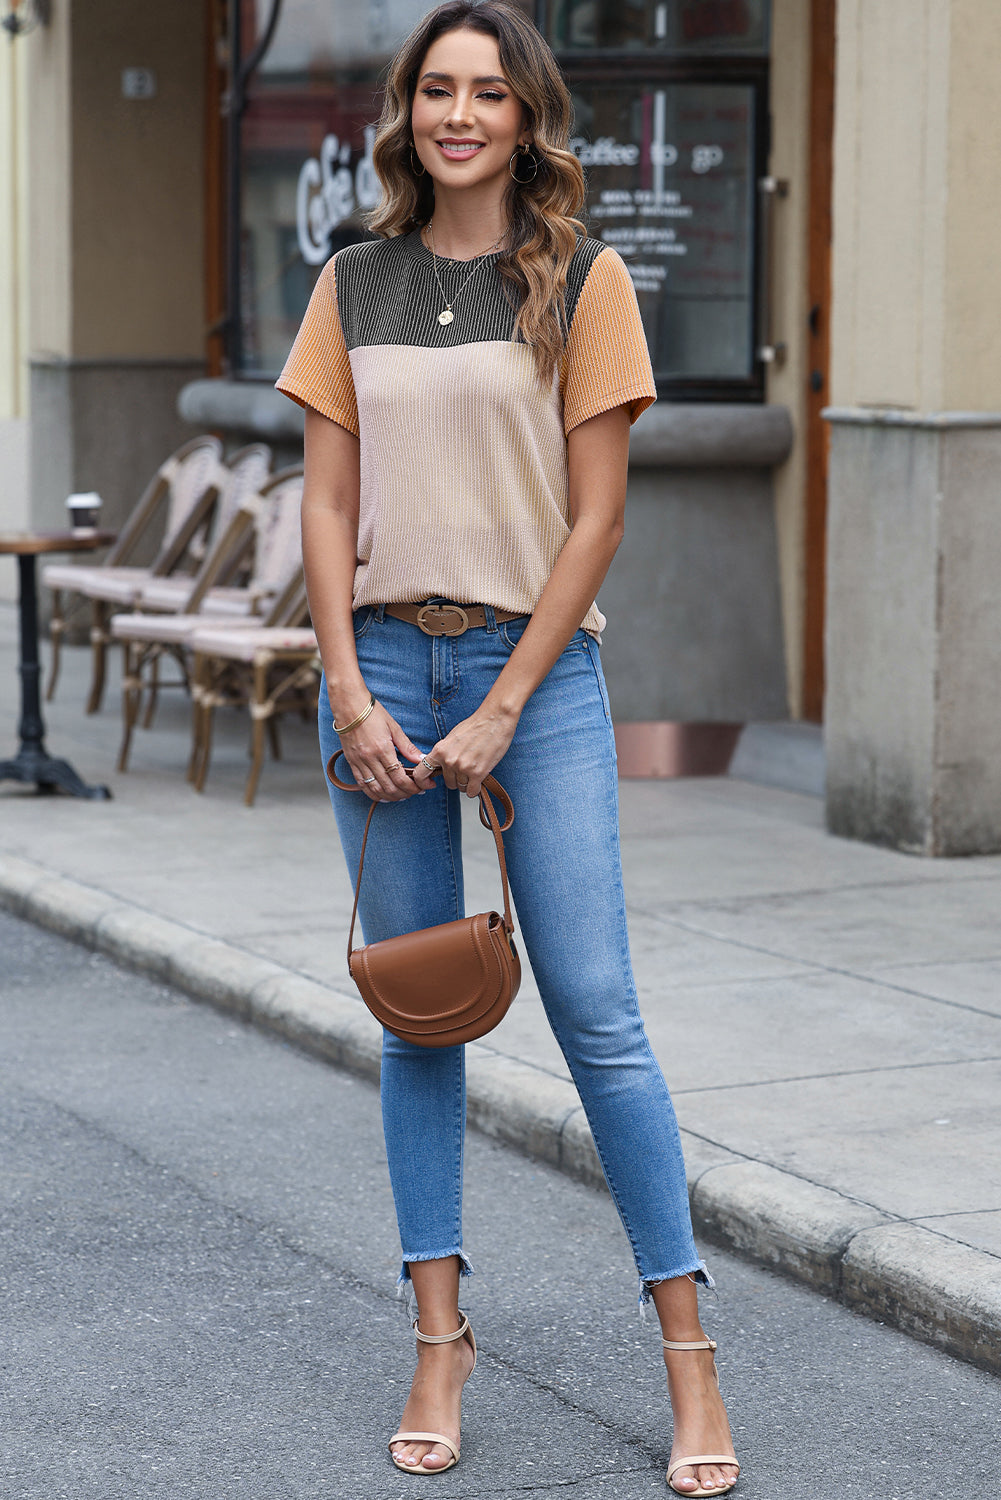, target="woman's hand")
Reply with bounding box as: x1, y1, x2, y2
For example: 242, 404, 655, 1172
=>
336, 700, 425, 802
413, 702, 520, 799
